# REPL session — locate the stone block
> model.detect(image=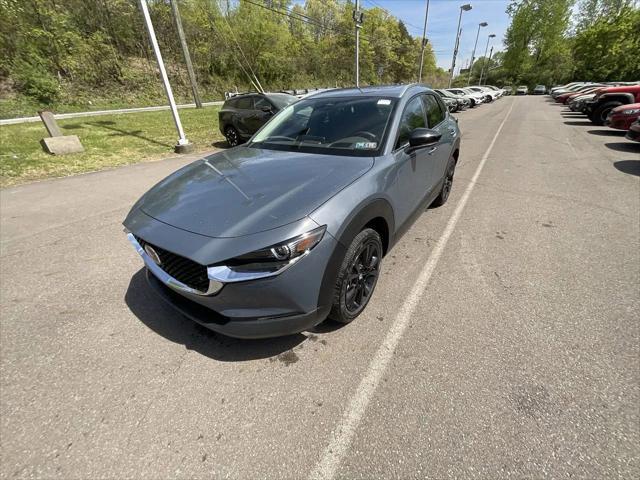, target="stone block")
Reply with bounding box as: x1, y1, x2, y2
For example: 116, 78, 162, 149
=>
40, 135, 84, 155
